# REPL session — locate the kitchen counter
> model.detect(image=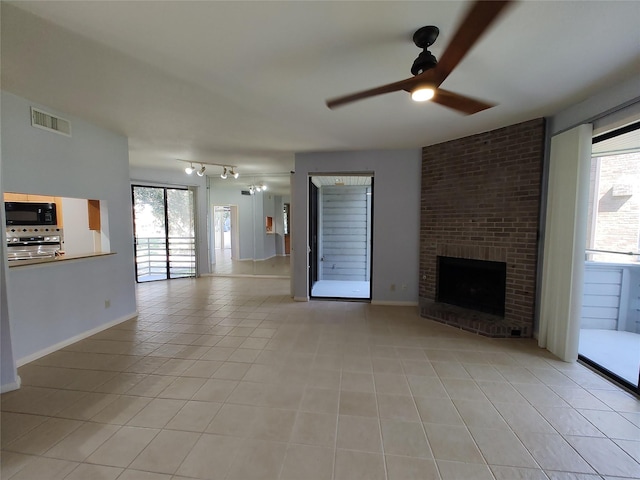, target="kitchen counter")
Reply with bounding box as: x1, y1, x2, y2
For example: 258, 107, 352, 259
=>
8, 252, 115, 268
